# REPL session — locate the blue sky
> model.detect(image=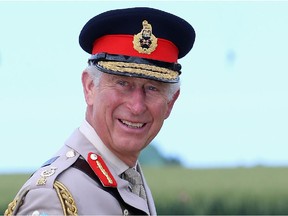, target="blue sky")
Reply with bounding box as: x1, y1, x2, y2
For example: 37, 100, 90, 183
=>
0, 1, 288, 173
